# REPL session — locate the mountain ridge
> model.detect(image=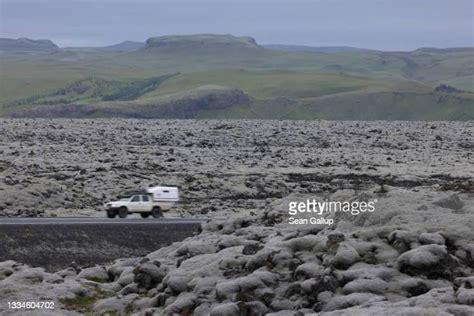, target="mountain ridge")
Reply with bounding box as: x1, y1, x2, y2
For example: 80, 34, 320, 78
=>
1, 36, 473, 54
